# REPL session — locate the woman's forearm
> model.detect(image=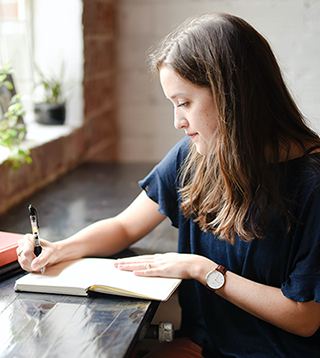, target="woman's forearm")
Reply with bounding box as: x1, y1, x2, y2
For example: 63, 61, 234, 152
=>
53, 217, 132, 263
48, 191, 165, 265
193, 259, 320, 337
118, 253, 320, 338
20, 191, 165, 273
